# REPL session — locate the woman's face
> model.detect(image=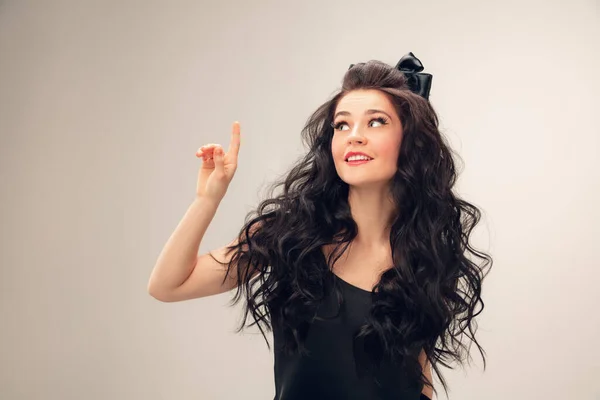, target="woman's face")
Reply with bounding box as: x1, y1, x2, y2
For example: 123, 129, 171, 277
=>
331, 89, 403, 188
